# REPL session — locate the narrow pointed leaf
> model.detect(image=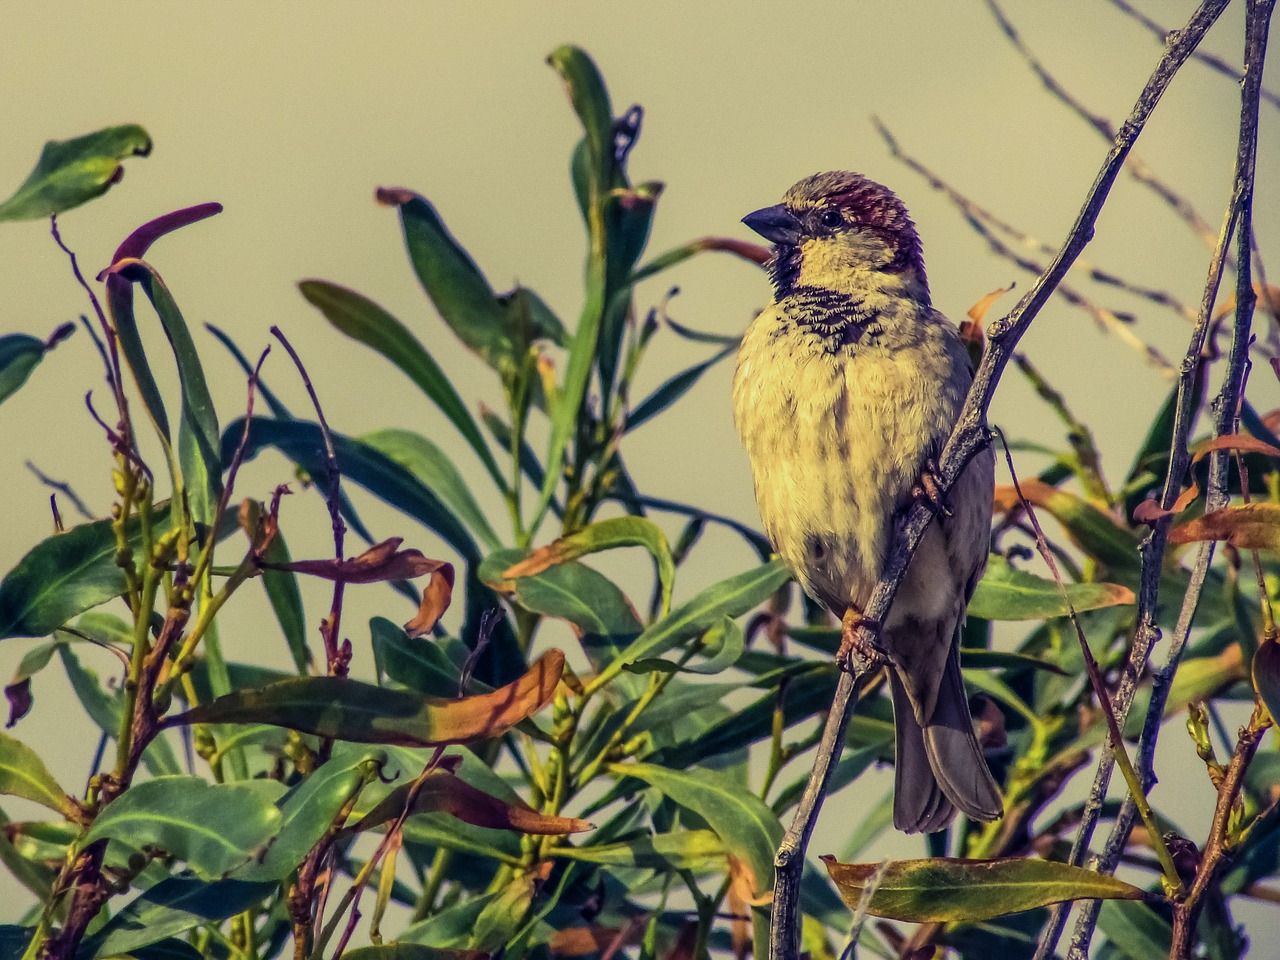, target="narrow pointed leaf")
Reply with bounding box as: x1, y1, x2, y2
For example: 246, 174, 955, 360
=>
349, 768, 590, 836
361, 427, 502, 550
0, 324, 74, 407
967, 555, 1134, 620
280, 537, 449, 584
168, 650, 564, 746
86, 874, 274, 958
821, 856, 1146, 923
344, 948, 488, 960
504, 516, 674, 613
83, 777, 285, 878
257, 526, 309, 674
0, 125, 151, 221
299, 280, 504, 490
615, 763, 782, 900
1169, 503, 1280, 549
592, 560, 790, 689
374, 189, 515, 372
548, 829, 725, 872
0, 732, 77, 818
222, 416, 479, 562
628, 343, 736, 432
